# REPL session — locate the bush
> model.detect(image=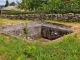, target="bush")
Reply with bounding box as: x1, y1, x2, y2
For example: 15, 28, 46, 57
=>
2, 10, 36, 15
2, 8, 80, 14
